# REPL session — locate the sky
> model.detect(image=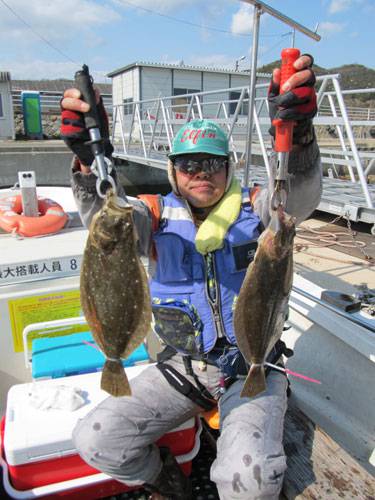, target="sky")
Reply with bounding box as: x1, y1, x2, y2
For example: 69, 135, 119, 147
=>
0, 0, 374, 83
